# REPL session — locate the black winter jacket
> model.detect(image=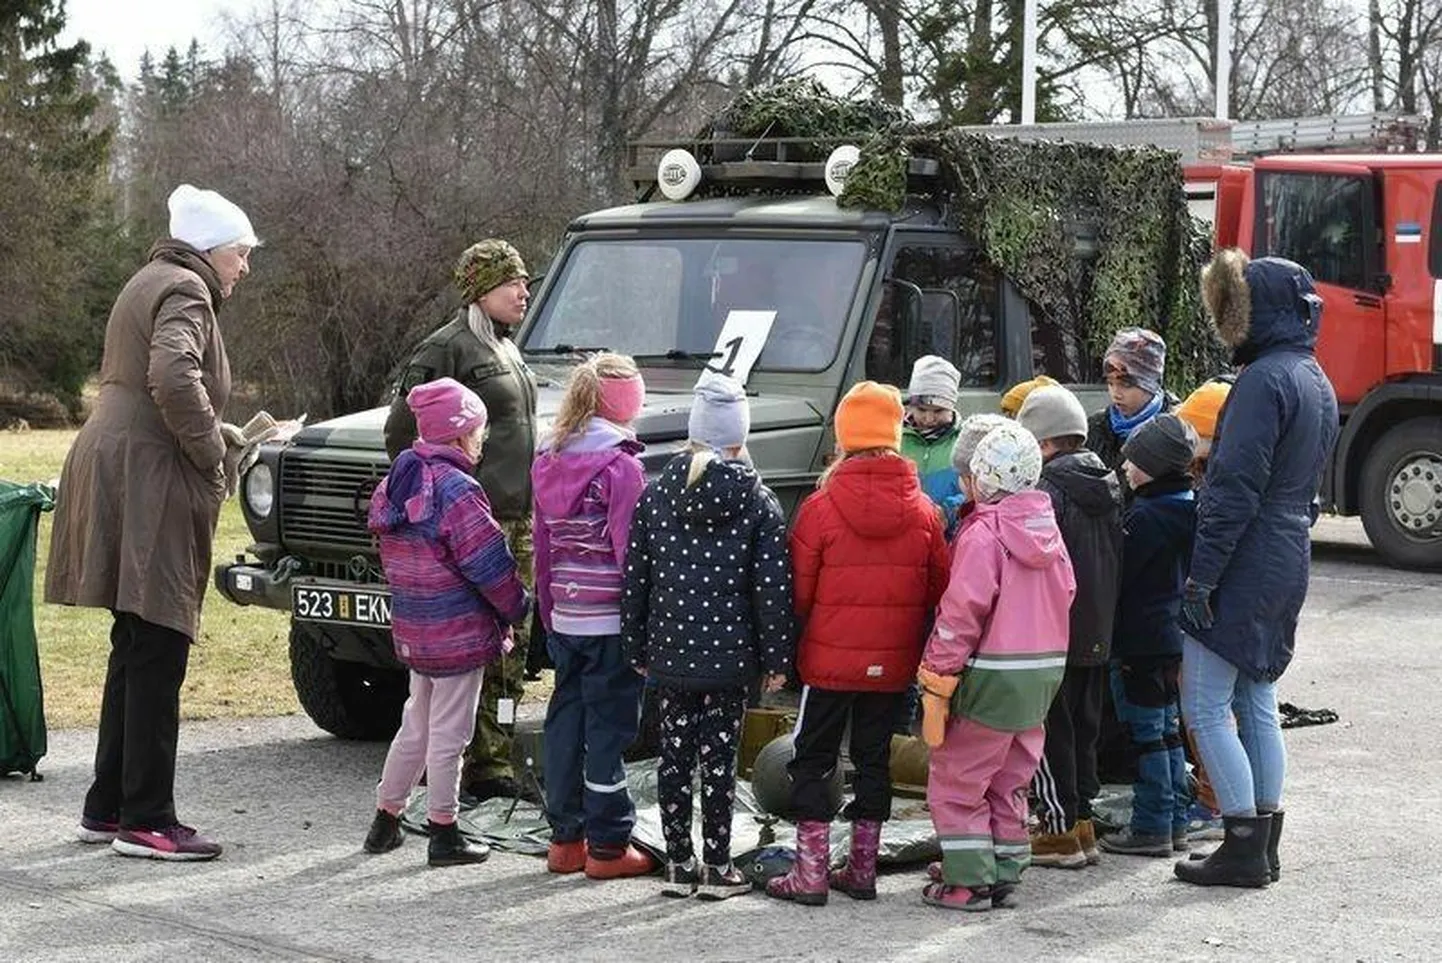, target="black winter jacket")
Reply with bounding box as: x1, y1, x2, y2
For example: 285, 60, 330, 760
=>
1112, 474, 1196, 663
621, 453, 794, 691
1037, 450, 1123, 666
